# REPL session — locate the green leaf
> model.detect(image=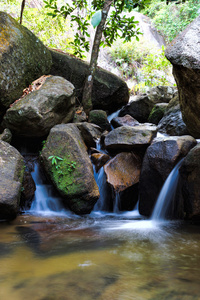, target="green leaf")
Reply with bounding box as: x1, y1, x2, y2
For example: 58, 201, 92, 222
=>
91, 10, 102, 28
